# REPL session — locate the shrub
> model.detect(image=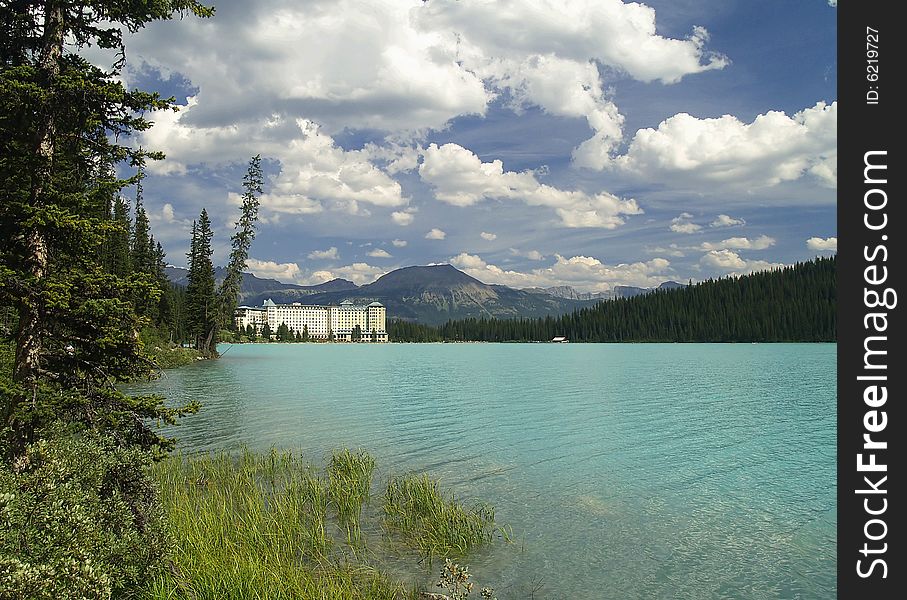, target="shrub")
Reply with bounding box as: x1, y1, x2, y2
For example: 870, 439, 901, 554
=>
0, 427, 166, 600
